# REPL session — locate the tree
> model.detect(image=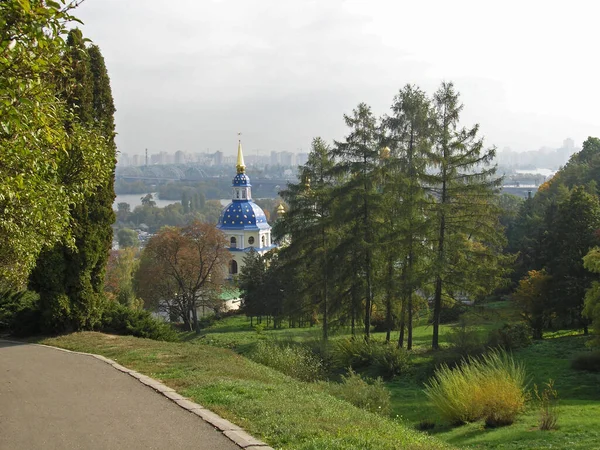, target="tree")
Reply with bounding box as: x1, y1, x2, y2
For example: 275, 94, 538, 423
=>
29, 28, 117, 332
332, 103, 383, 340
116, 202, 131, 222
546, 186, 600, 332
141, 193, 156, 207
117, 228, 139, 249
277, 138, 337, 339
135, 221, 229, 332
583, 247, 600, 346
427, 82, 504, 349
513, 270, 551, 339
381, 84, 432, 349
0, 1, 112, 287
105, 248, 142, 309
